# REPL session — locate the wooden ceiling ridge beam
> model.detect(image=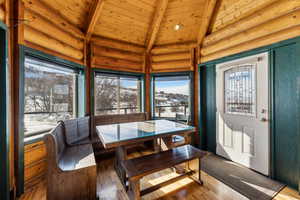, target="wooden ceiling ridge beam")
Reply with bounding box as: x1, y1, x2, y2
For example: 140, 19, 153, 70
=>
145, 0, 169, 52
197, 0, 218, 47
196, 0, 218, 63
86, 0, 105, 41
